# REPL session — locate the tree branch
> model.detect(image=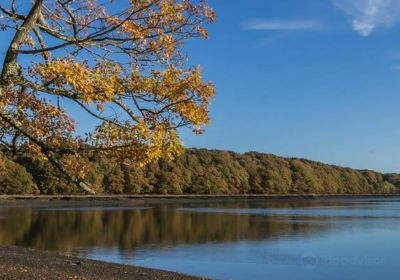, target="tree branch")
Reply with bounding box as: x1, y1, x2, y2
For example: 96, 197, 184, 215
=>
1, 0, 43, 84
